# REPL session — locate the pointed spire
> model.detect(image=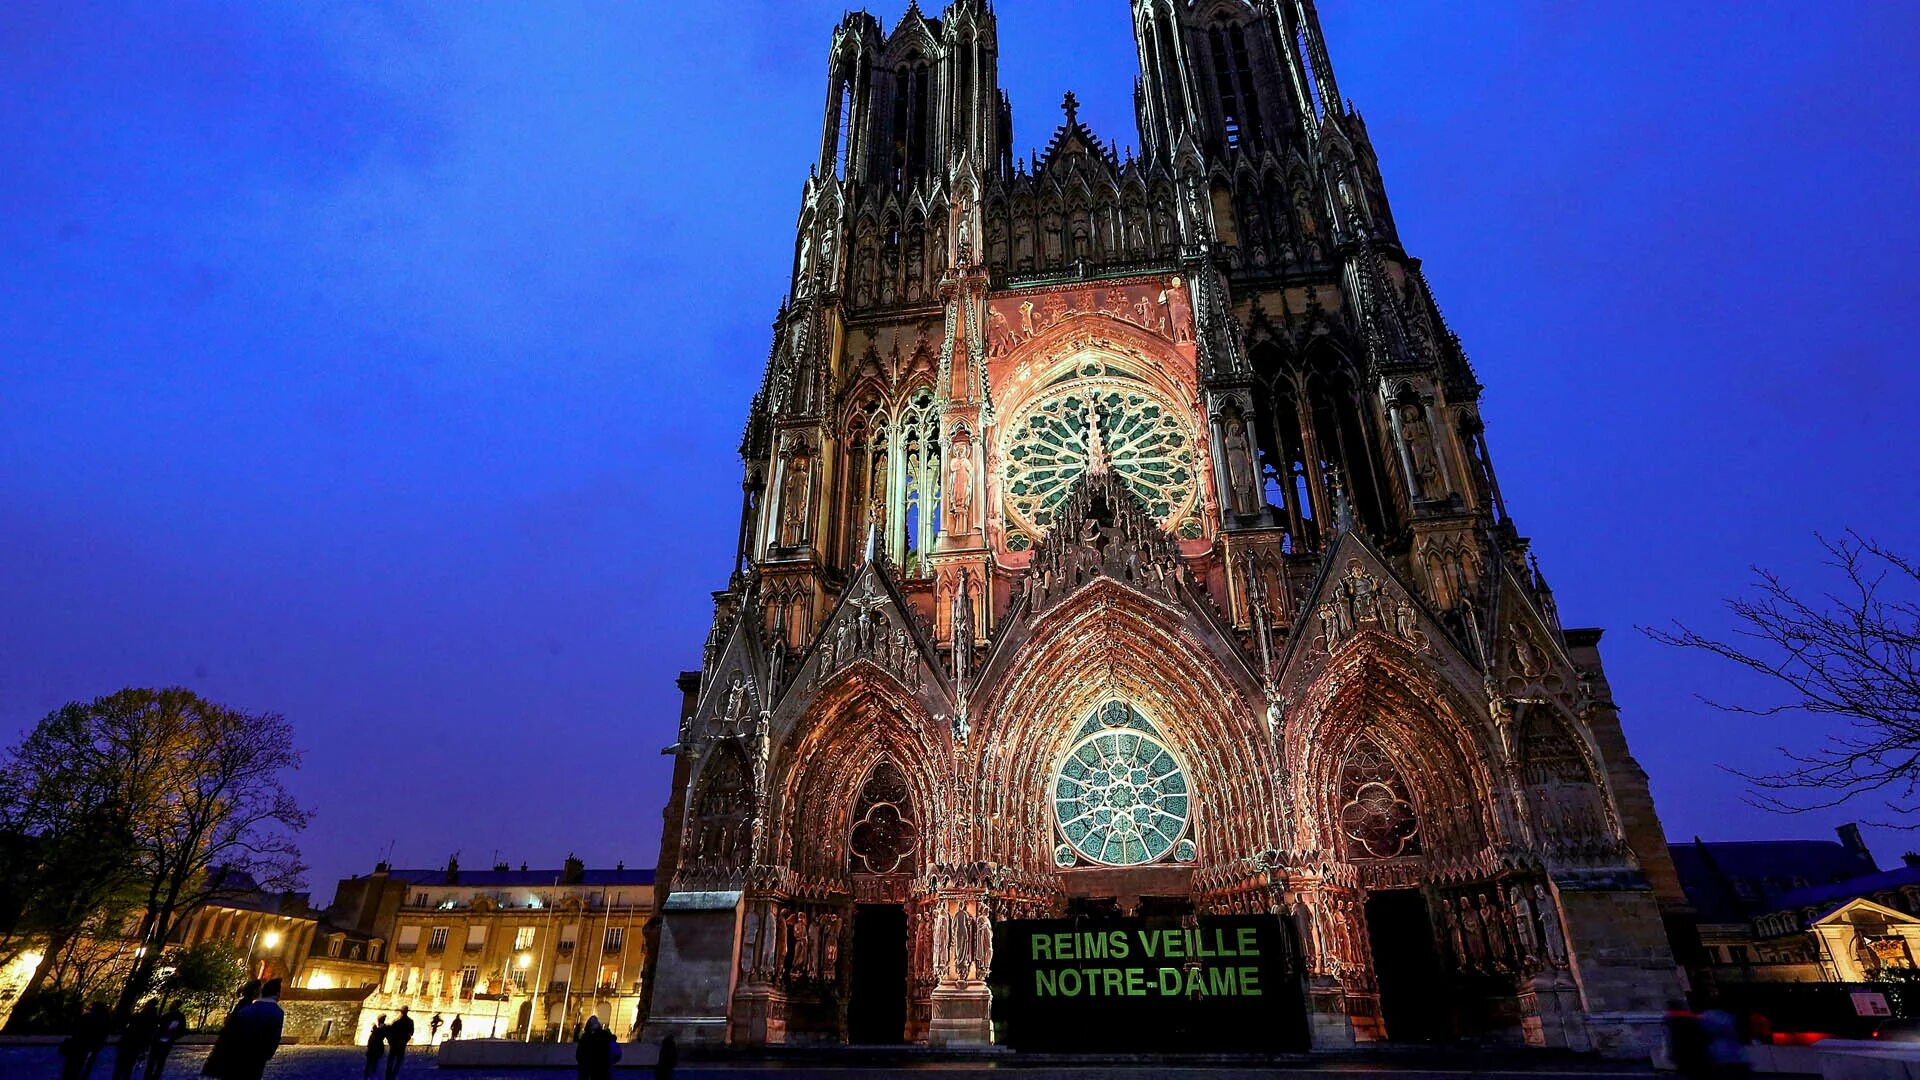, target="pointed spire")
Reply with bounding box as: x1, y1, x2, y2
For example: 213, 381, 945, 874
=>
1062, 90, 1080, 125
